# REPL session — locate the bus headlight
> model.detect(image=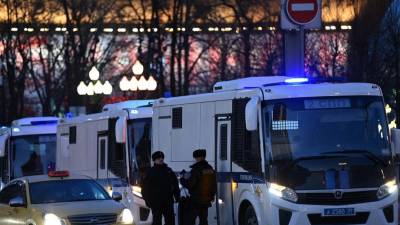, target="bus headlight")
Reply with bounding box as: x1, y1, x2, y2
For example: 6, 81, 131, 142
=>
117, 208, 134, 224
44, 213, 63, 225
377, 179, 397, 199
269, 183, 298, 203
